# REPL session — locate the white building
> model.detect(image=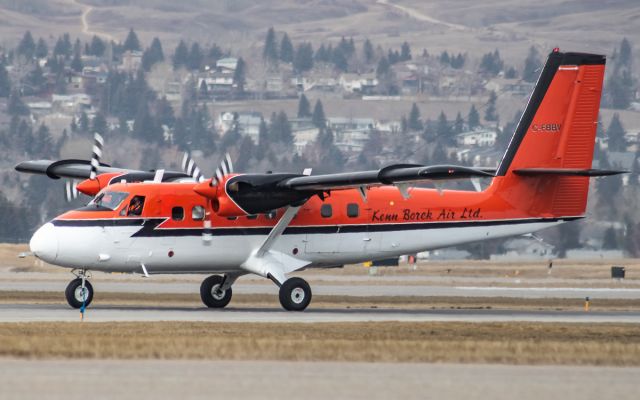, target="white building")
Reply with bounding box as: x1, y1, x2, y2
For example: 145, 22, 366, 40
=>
456, 129, 498, 147
216, 111, 263, 143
